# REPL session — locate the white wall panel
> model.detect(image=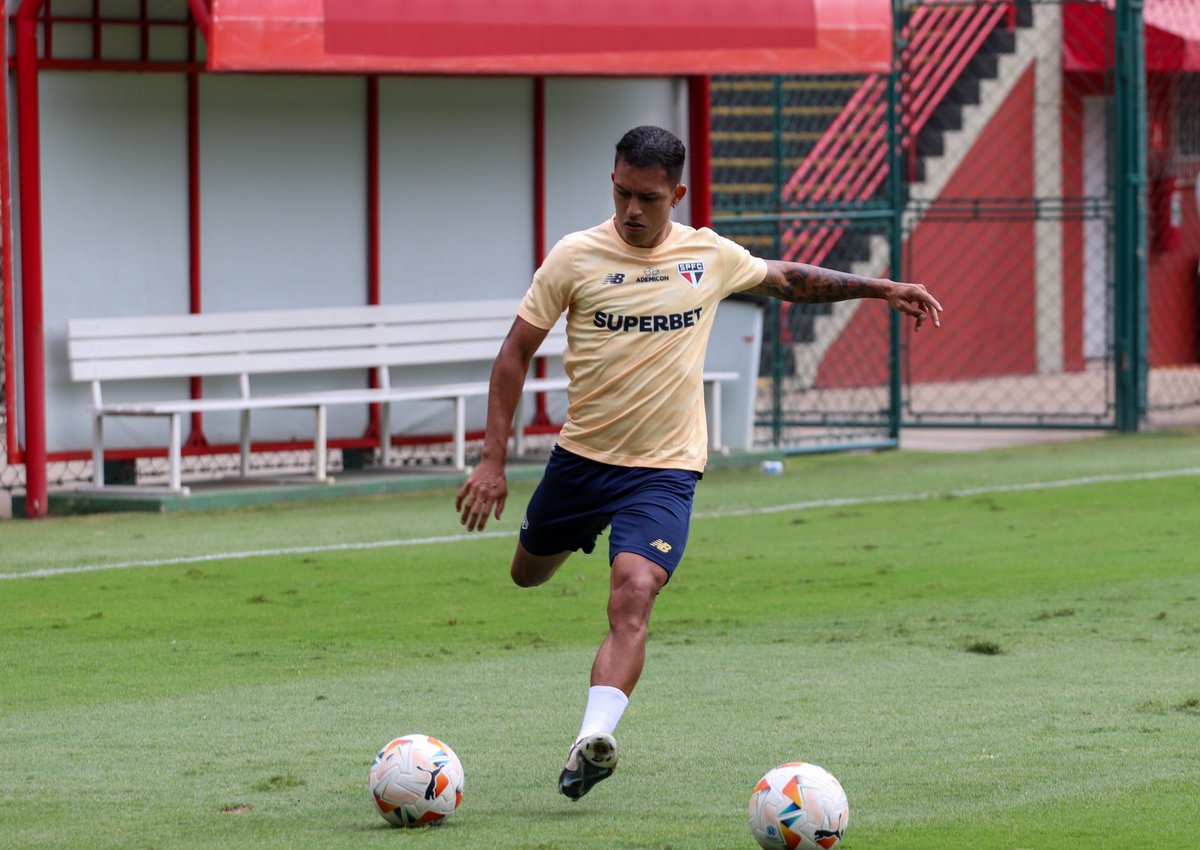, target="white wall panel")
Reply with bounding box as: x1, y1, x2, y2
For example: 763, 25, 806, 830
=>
378, 77, 533, 303
198, 76, 371, 444
38, 72, 189, 452
200, 75, 367, 312
543, 78, 690, 250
